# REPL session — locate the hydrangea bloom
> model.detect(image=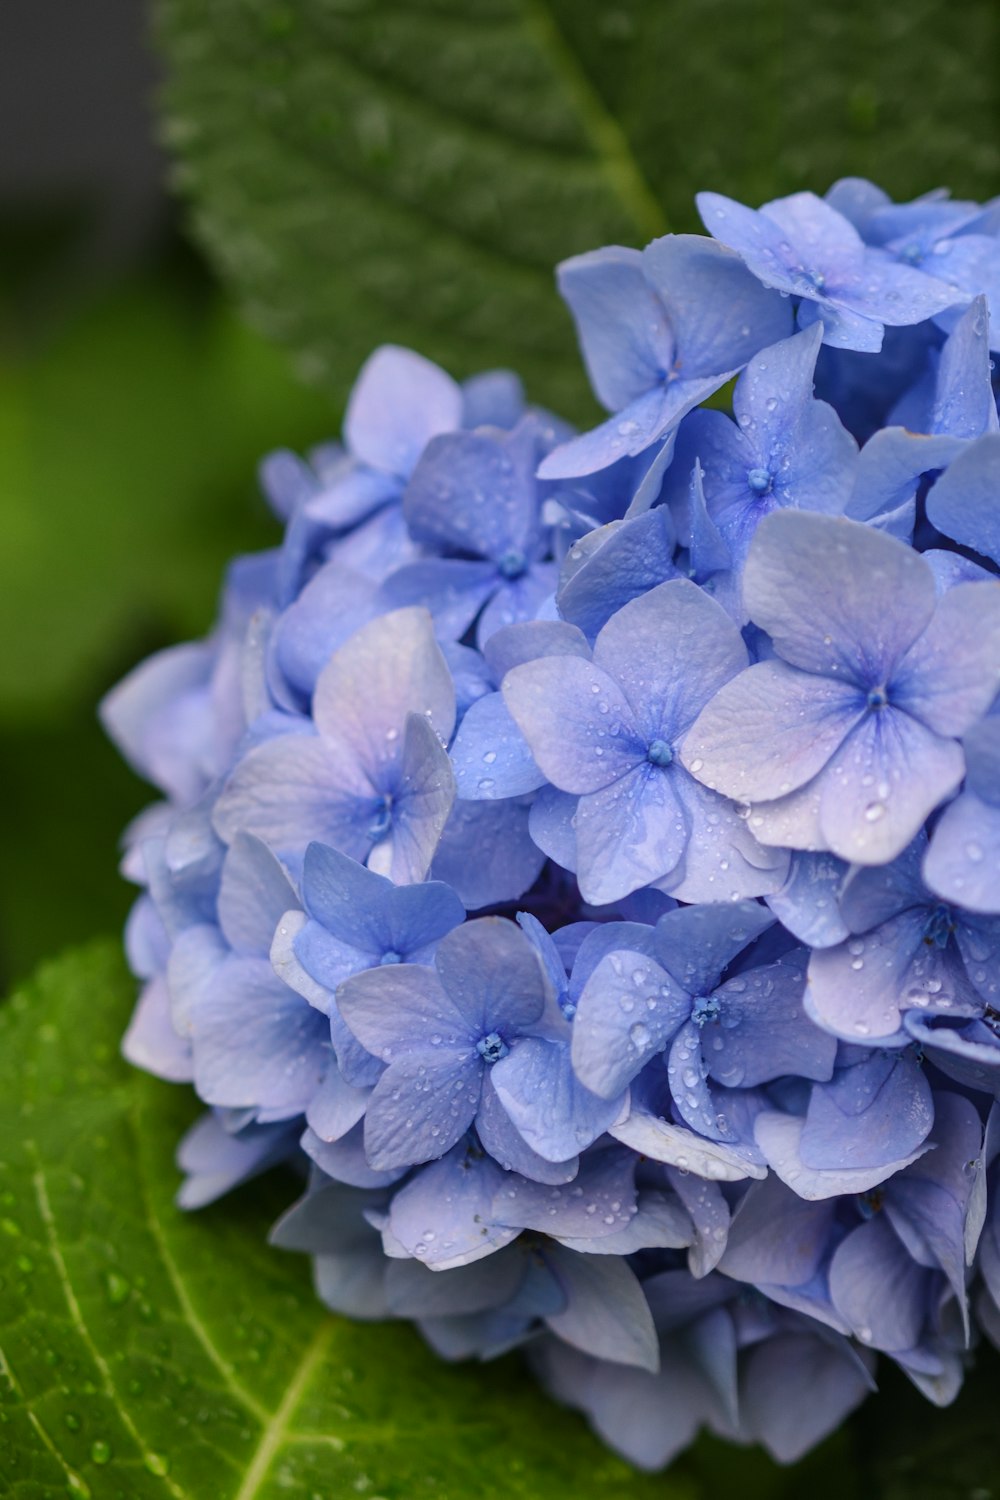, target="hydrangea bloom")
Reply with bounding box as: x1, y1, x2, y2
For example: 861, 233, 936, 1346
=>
105, 178, 1000, 1472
